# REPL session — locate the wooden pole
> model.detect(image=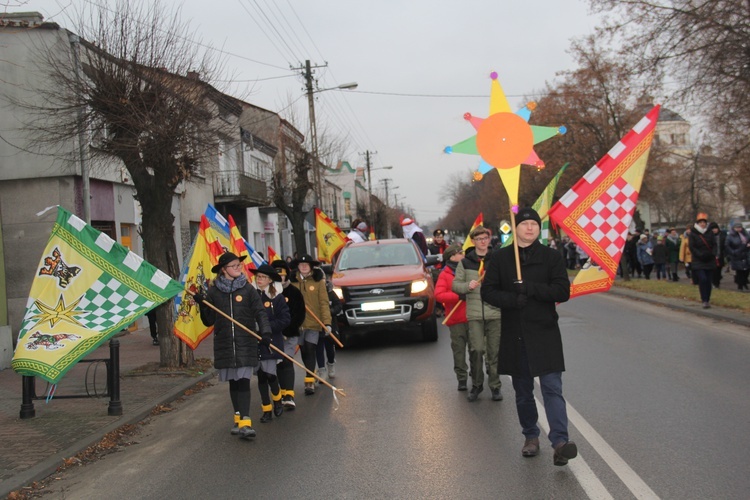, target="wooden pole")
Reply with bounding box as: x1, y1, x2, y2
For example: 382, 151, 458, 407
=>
192, 293, 345, 397
510, 209, 523, 281
304, 305, 344, 348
